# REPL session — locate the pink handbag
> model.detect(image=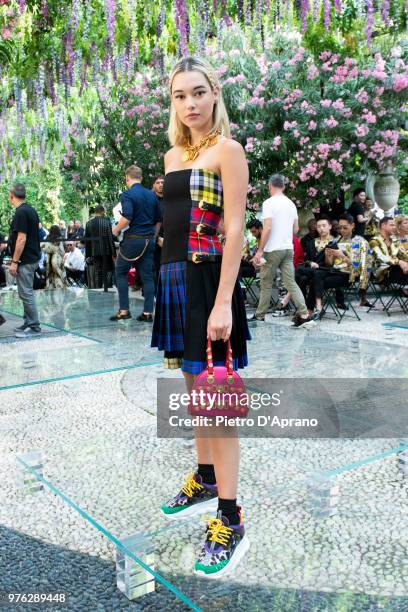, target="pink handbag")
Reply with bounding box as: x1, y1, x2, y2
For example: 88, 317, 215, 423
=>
189, 338, 248, 418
